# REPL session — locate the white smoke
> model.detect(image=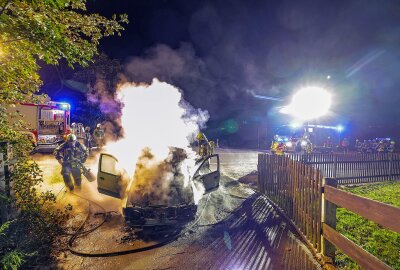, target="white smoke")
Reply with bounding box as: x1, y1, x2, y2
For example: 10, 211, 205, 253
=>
104, 79, 209, 204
